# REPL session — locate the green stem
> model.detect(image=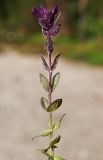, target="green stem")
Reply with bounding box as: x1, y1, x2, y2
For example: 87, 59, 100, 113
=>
49, 112, 53, 138
50, 112, 54, 155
